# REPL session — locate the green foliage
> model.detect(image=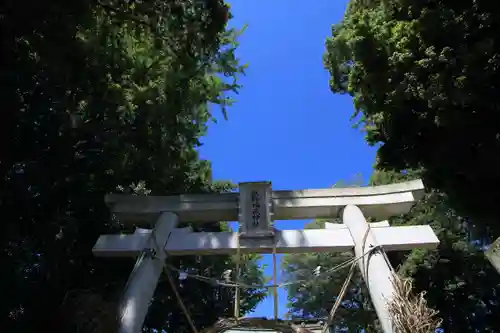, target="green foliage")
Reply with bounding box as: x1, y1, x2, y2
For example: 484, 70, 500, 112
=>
283, 171, 500, 332
1, 1, 264, 332
324, 0, 500, 233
